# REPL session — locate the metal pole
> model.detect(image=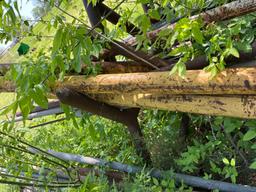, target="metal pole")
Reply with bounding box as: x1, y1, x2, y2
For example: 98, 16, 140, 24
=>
44, 150, 256, 192
82, 0, 104, 30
